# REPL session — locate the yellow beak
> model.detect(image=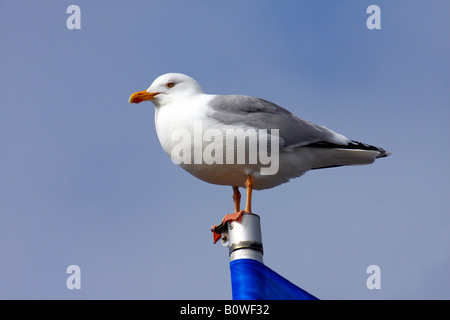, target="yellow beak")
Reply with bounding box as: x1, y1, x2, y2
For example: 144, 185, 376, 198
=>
128, 90, 159, 104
